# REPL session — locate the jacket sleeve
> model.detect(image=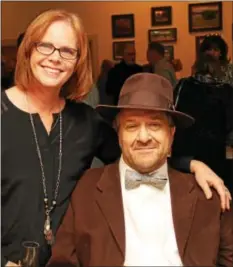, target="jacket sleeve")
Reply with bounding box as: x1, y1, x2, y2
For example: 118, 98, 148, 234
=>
47, 202, 78, 267
217, 207, 233, 266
